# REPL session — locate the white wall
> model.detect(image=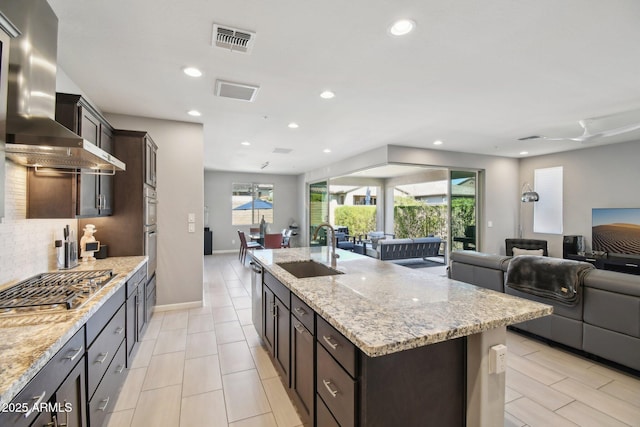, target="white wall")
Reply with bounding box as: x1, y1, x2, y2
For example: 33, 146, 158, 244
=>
106, 114, 204, 307
519, 140, 640, 257
204, 170, 300, 252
